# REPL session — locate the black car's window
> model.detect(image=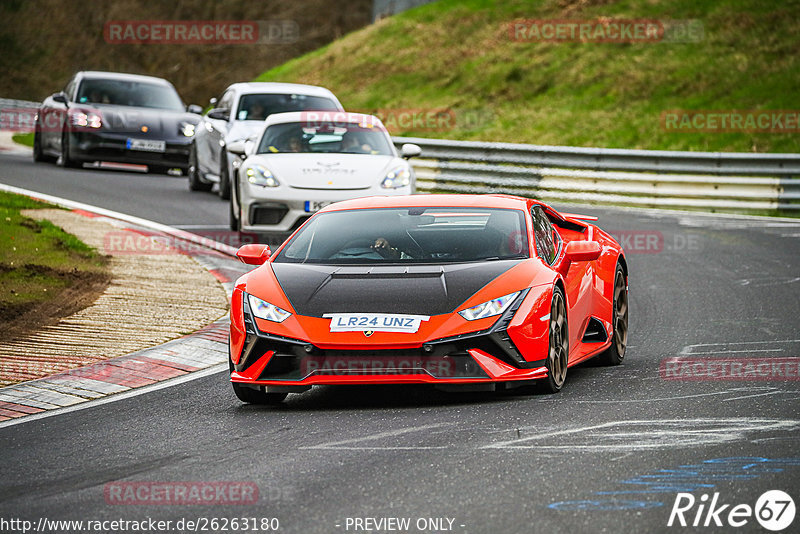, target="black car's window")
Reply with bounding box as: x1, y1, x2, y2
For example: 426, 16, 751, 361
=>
76, 79, 184, 111
236, 94, 339, 121
257, 122, 393, 155
274, 207, 530, 264
532, 206, 559, 265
